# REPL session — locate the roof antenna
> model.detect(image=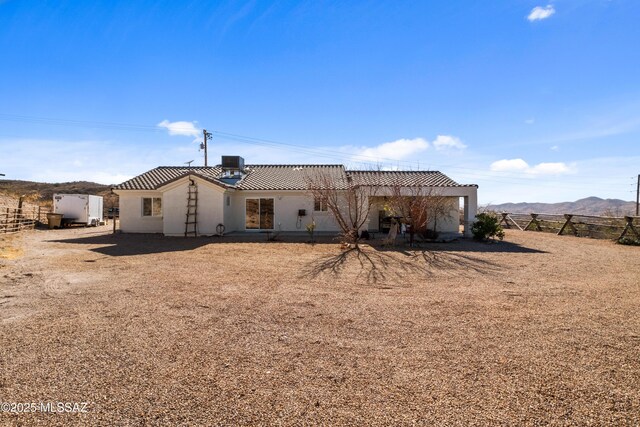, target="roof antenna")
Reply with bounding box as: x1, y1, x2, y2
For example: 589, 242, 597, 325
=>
185, 160, 194, 167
